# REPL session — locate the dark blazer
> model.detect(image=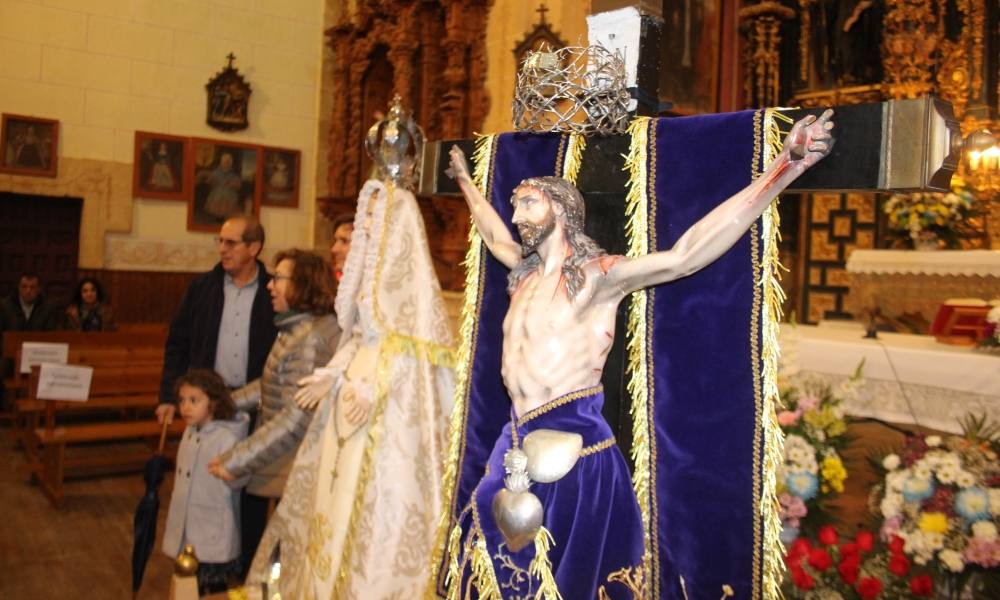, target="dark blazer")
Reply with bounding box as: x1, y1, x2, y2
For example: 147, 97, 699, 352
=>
0, 295, 59, 333
159, 261, 278, 404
